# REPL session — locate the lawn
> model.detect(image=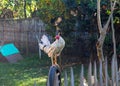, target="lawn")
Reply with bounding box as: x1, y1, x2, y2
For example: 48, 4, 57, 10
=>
0, 54, 85, 86
0, 54, 51, 86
